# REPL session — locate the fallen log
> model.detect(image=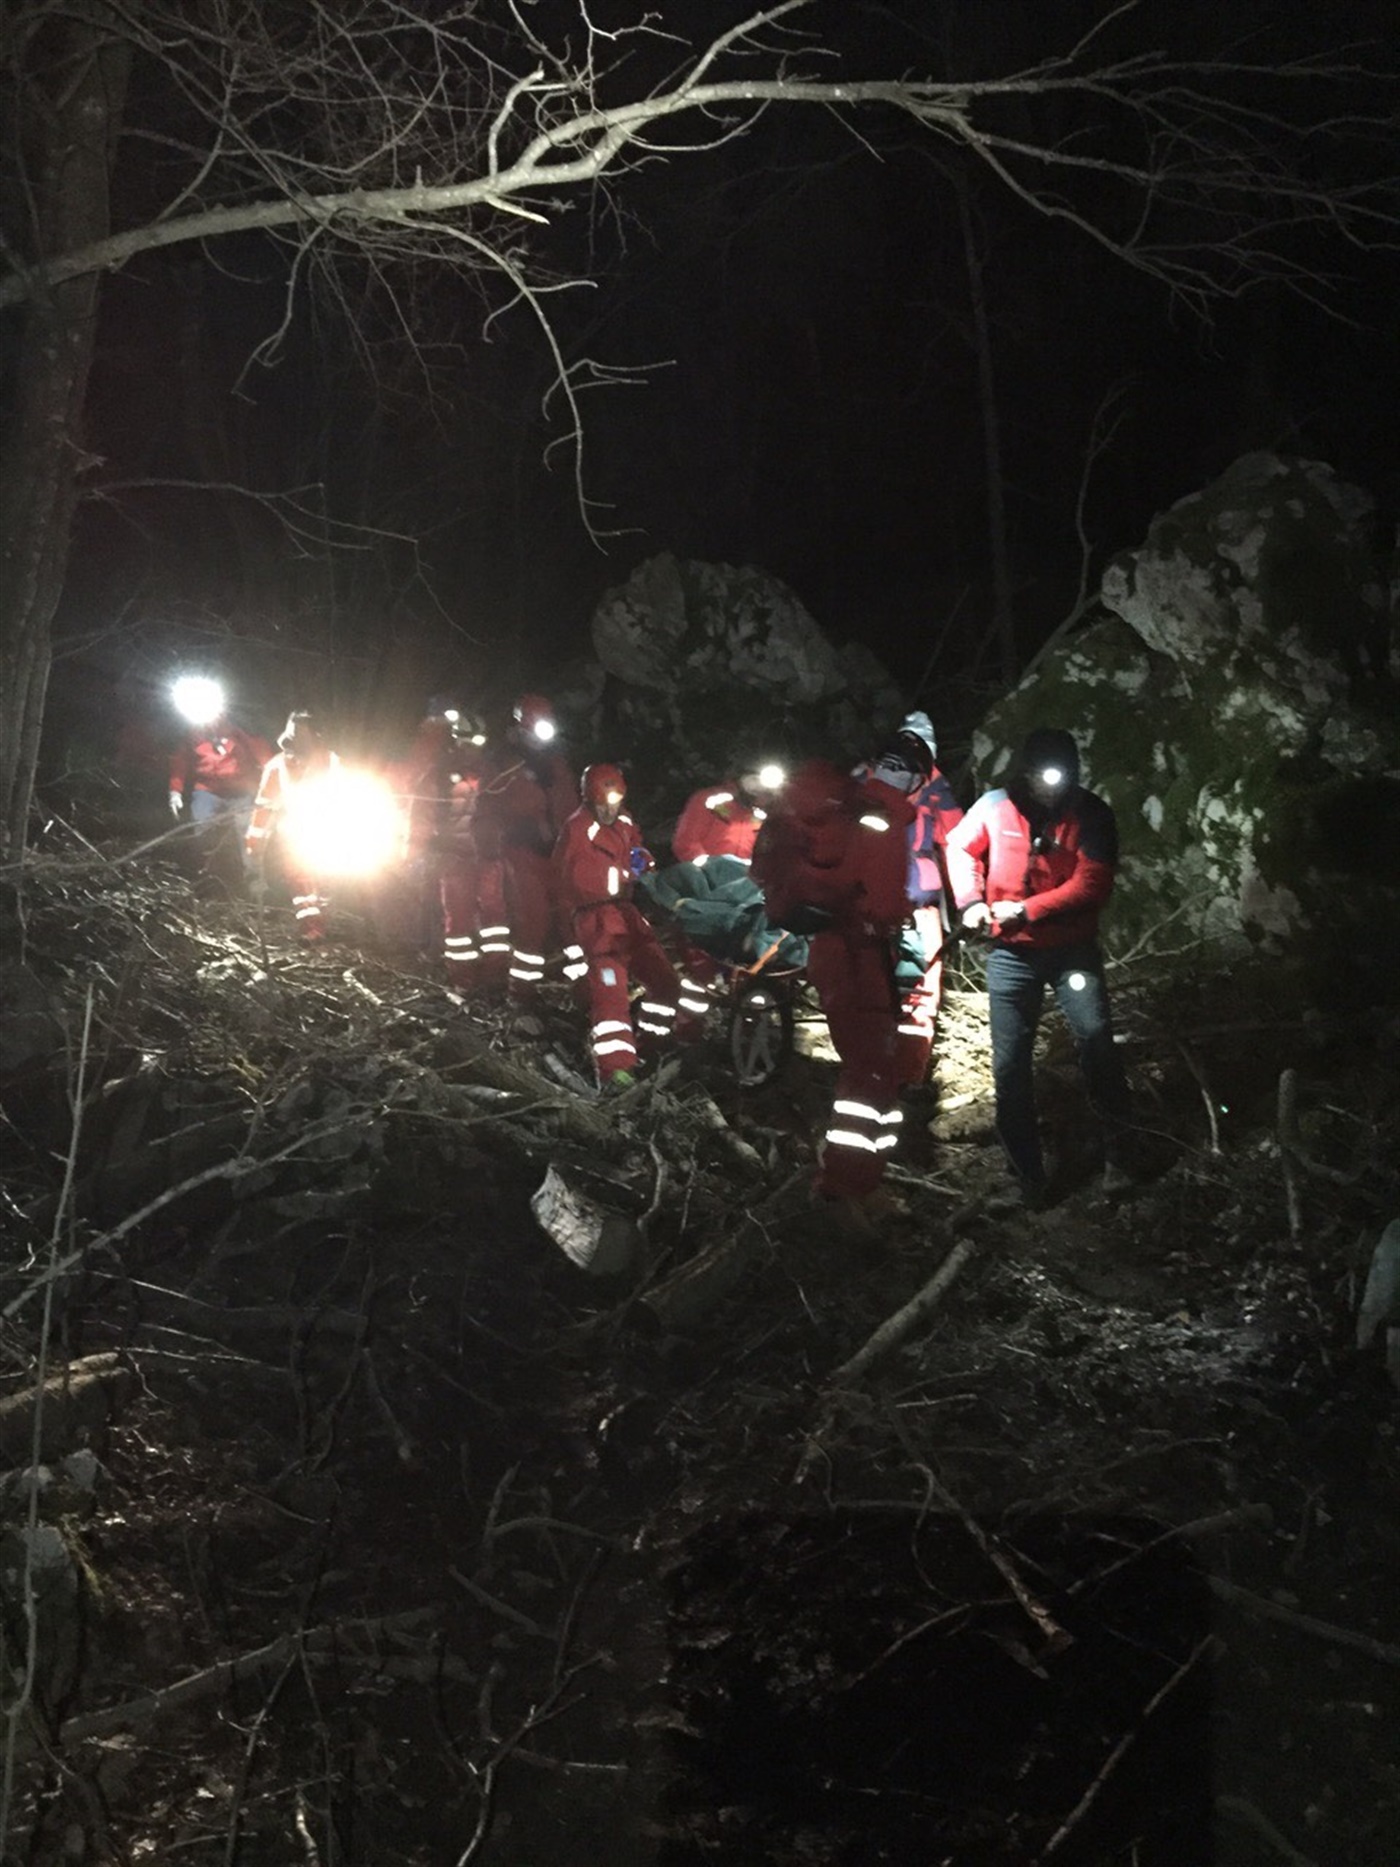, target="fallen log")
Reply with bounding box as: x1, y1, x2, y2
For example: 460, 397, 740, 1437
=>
0, 1353, 136, 1465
